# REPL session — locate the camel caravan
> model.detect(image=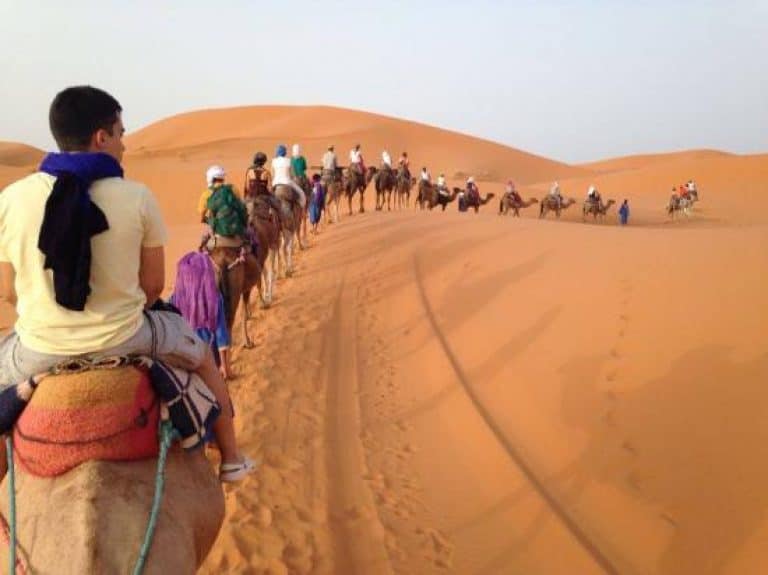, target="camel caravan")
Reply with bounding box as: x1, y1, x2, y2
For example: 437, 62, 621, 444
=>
0, 86, 703, 574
